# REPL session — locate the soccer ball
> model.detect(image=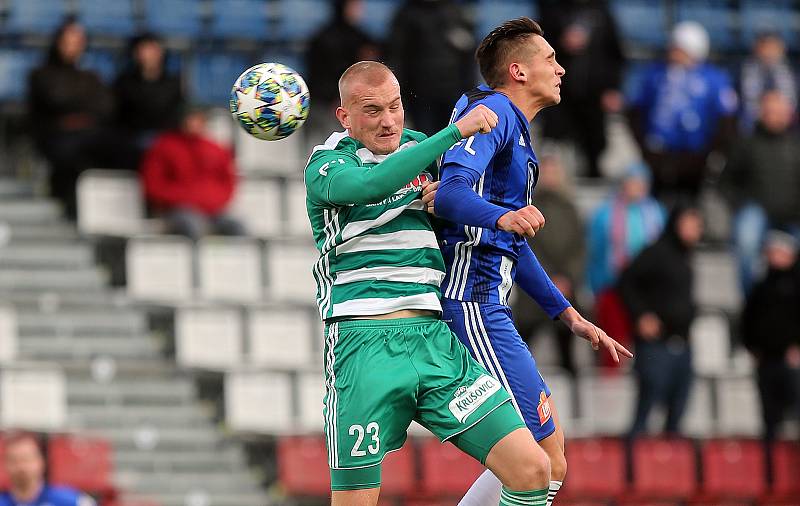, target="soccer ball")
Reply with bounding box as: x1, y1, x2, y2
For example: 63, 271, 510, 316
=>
229, 62, 310, 141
